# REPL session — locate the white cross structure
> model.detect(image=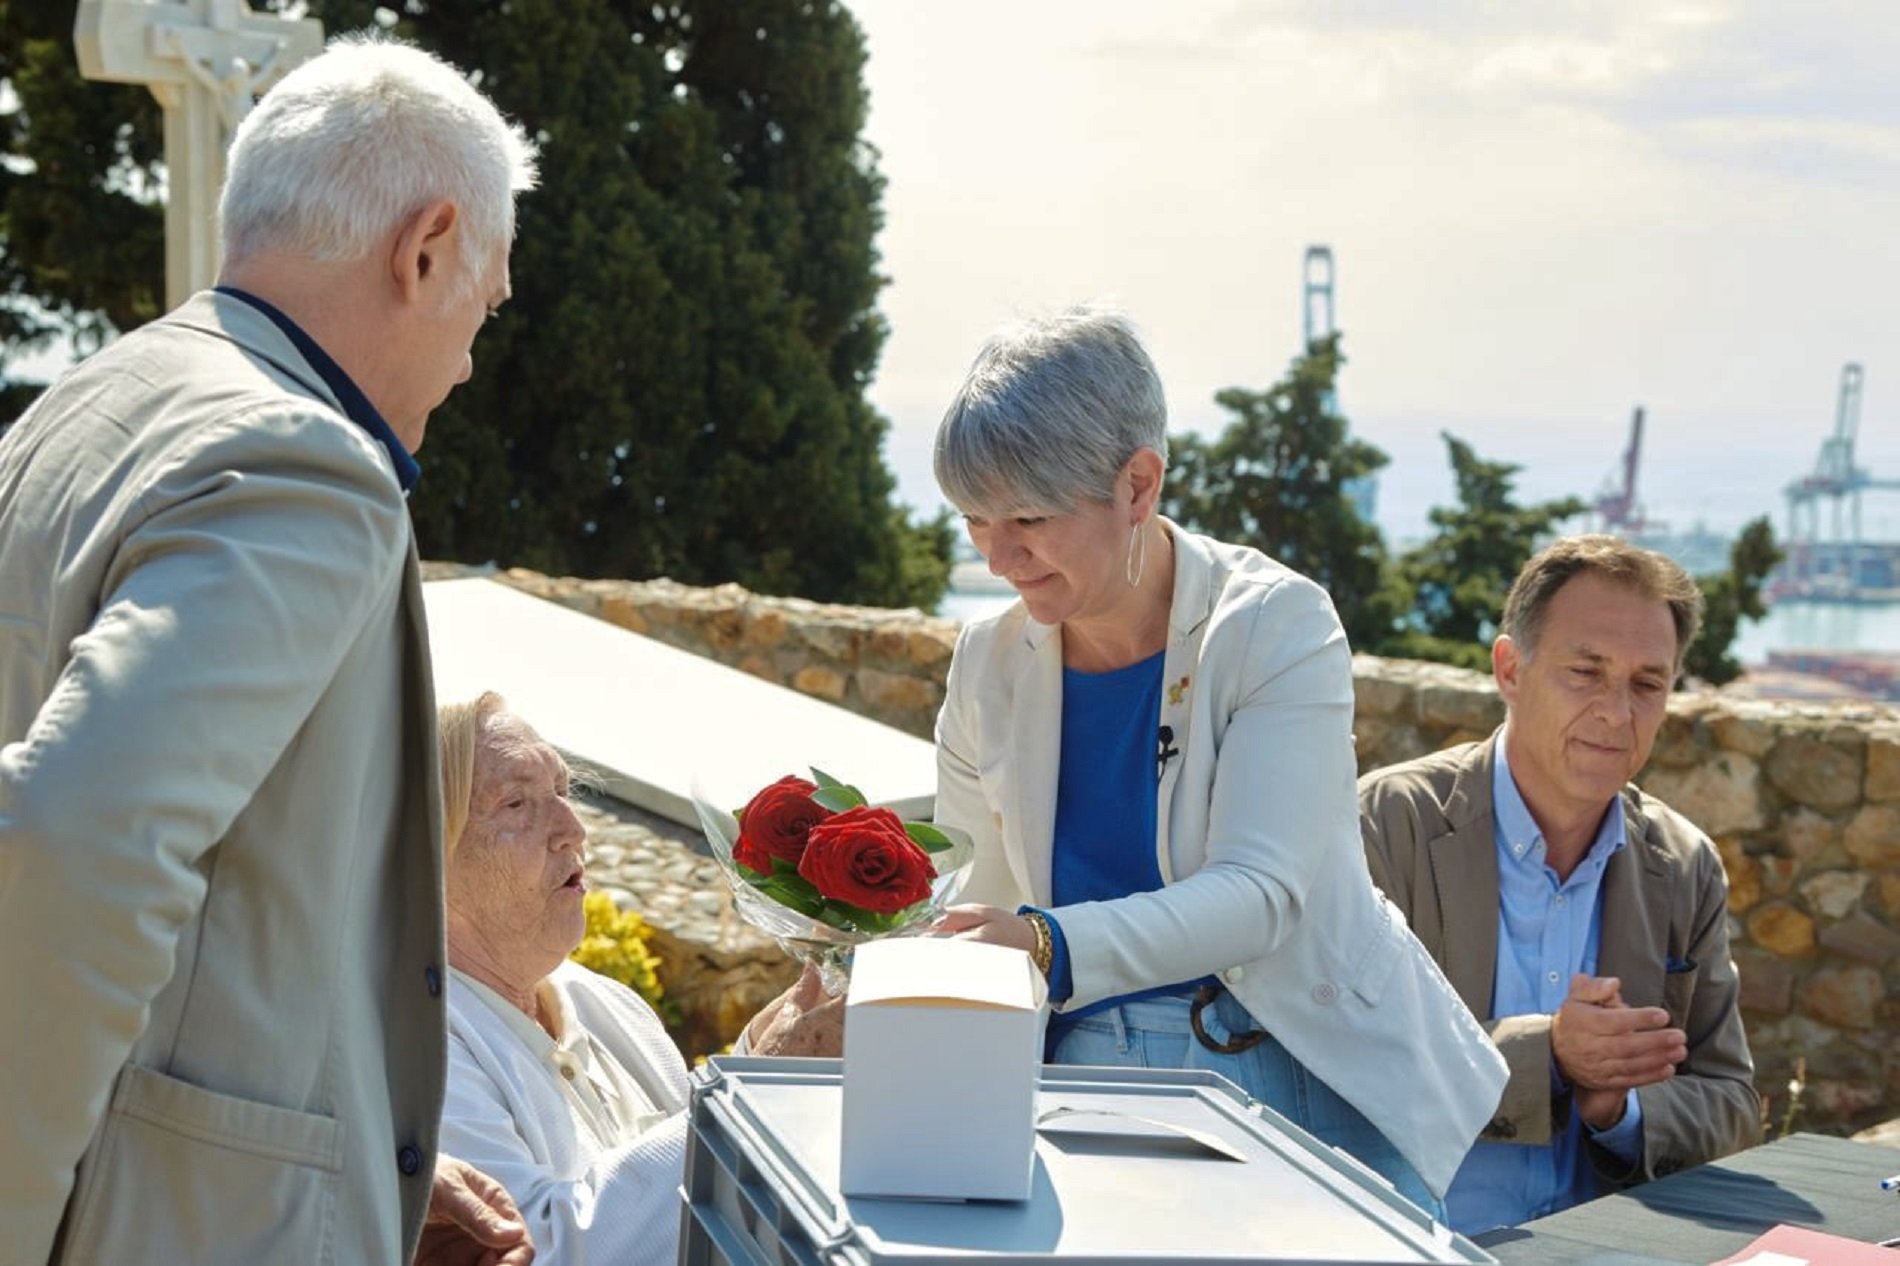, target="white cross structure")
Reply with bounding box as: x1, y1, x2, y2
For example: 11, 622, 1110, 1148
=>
75, 0, 322, 310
